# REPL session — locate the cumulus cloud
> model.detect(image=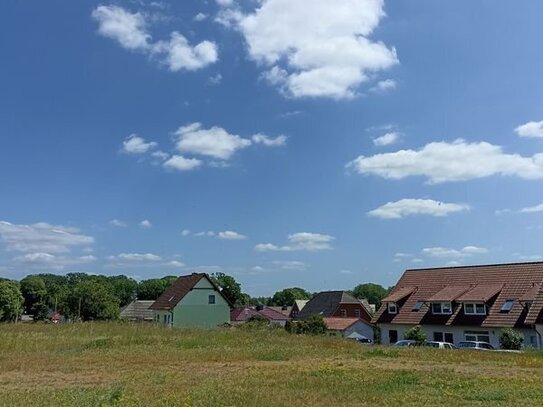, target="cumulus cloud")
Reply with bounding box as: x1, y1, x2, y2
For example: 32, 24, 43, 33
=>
373, 132, 399, 146
273, 260, 307, 271
13, 253, 96, 270
165, 260, 186, 268
0, 221, 94, 254
163, 155, 202, 171
174, 122, 252, 160
181, 229, 191, 236
122, 134, 157, 154
369, 79, 397, 93
252, 134, 287, 147
140, 220, 152, 228
109, 219, 127, 227
368, 199, 469, 219
194, 13, 208, 22
219, 0, 398, 99
519, 203, 543, 213
422, 246, 488, 259
217, 231, 247, 240
348, 139, 543, 184
515, 121, 543, 138
108, 253, 162, 262
92, 5, 217, 71
255, 232, 334, 252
